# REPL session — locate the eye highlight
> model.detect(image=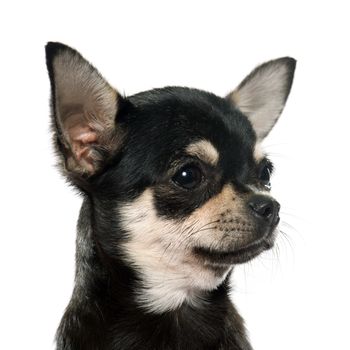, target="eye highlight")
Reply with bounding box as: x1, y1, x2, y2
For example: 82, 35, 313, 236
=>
172, 164, 203, 190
